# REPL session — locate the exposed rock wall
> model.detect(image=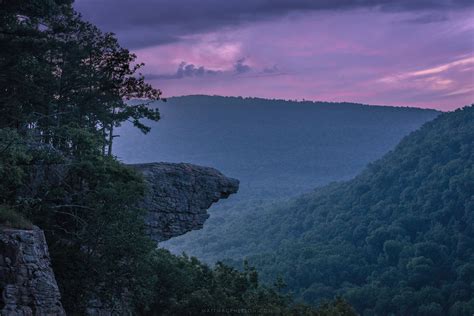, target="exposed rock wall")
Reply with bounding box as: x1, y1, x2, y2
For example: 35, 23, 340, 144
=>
131, 163, 239, 242
0, 227, 65, 316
